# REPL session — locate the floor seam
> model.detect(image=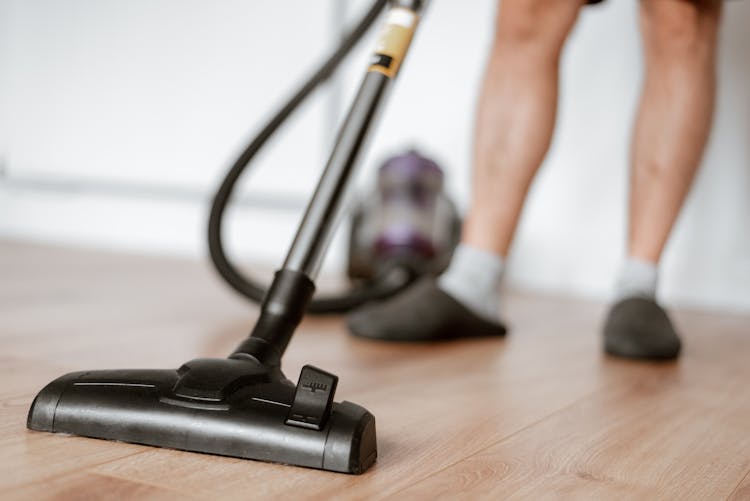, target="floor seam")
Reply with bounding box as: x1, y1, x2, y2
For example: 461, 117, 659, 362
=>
725, 468, 750, 501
